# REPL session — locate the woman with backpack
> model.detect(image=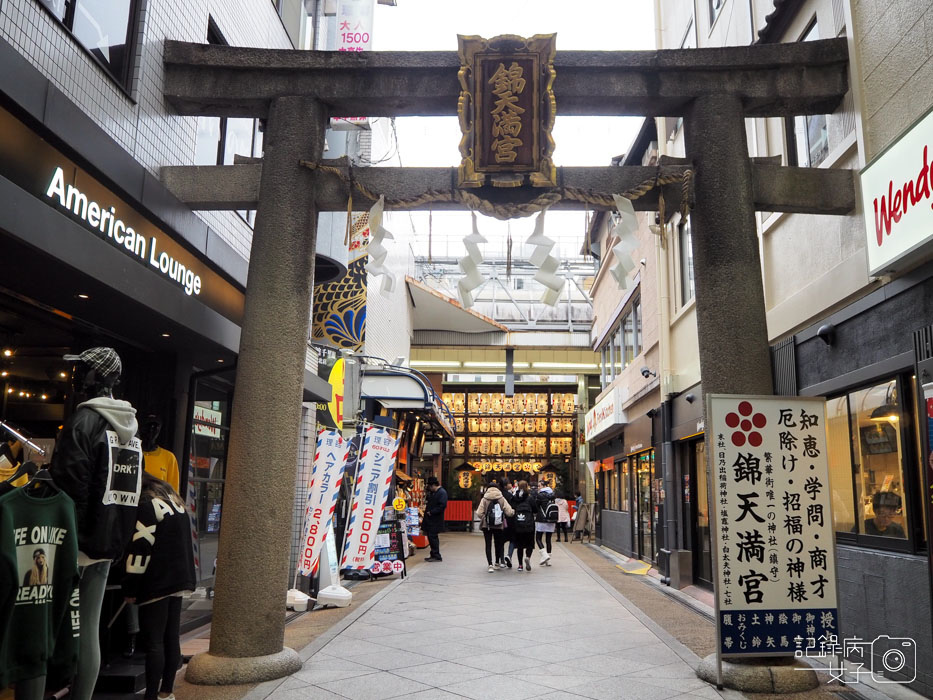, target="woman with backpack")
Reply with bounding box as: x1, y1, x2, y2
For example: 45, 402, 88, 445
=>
476, 475, 515, 572
511, 480, 537, 571
535, 485, 558, 565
